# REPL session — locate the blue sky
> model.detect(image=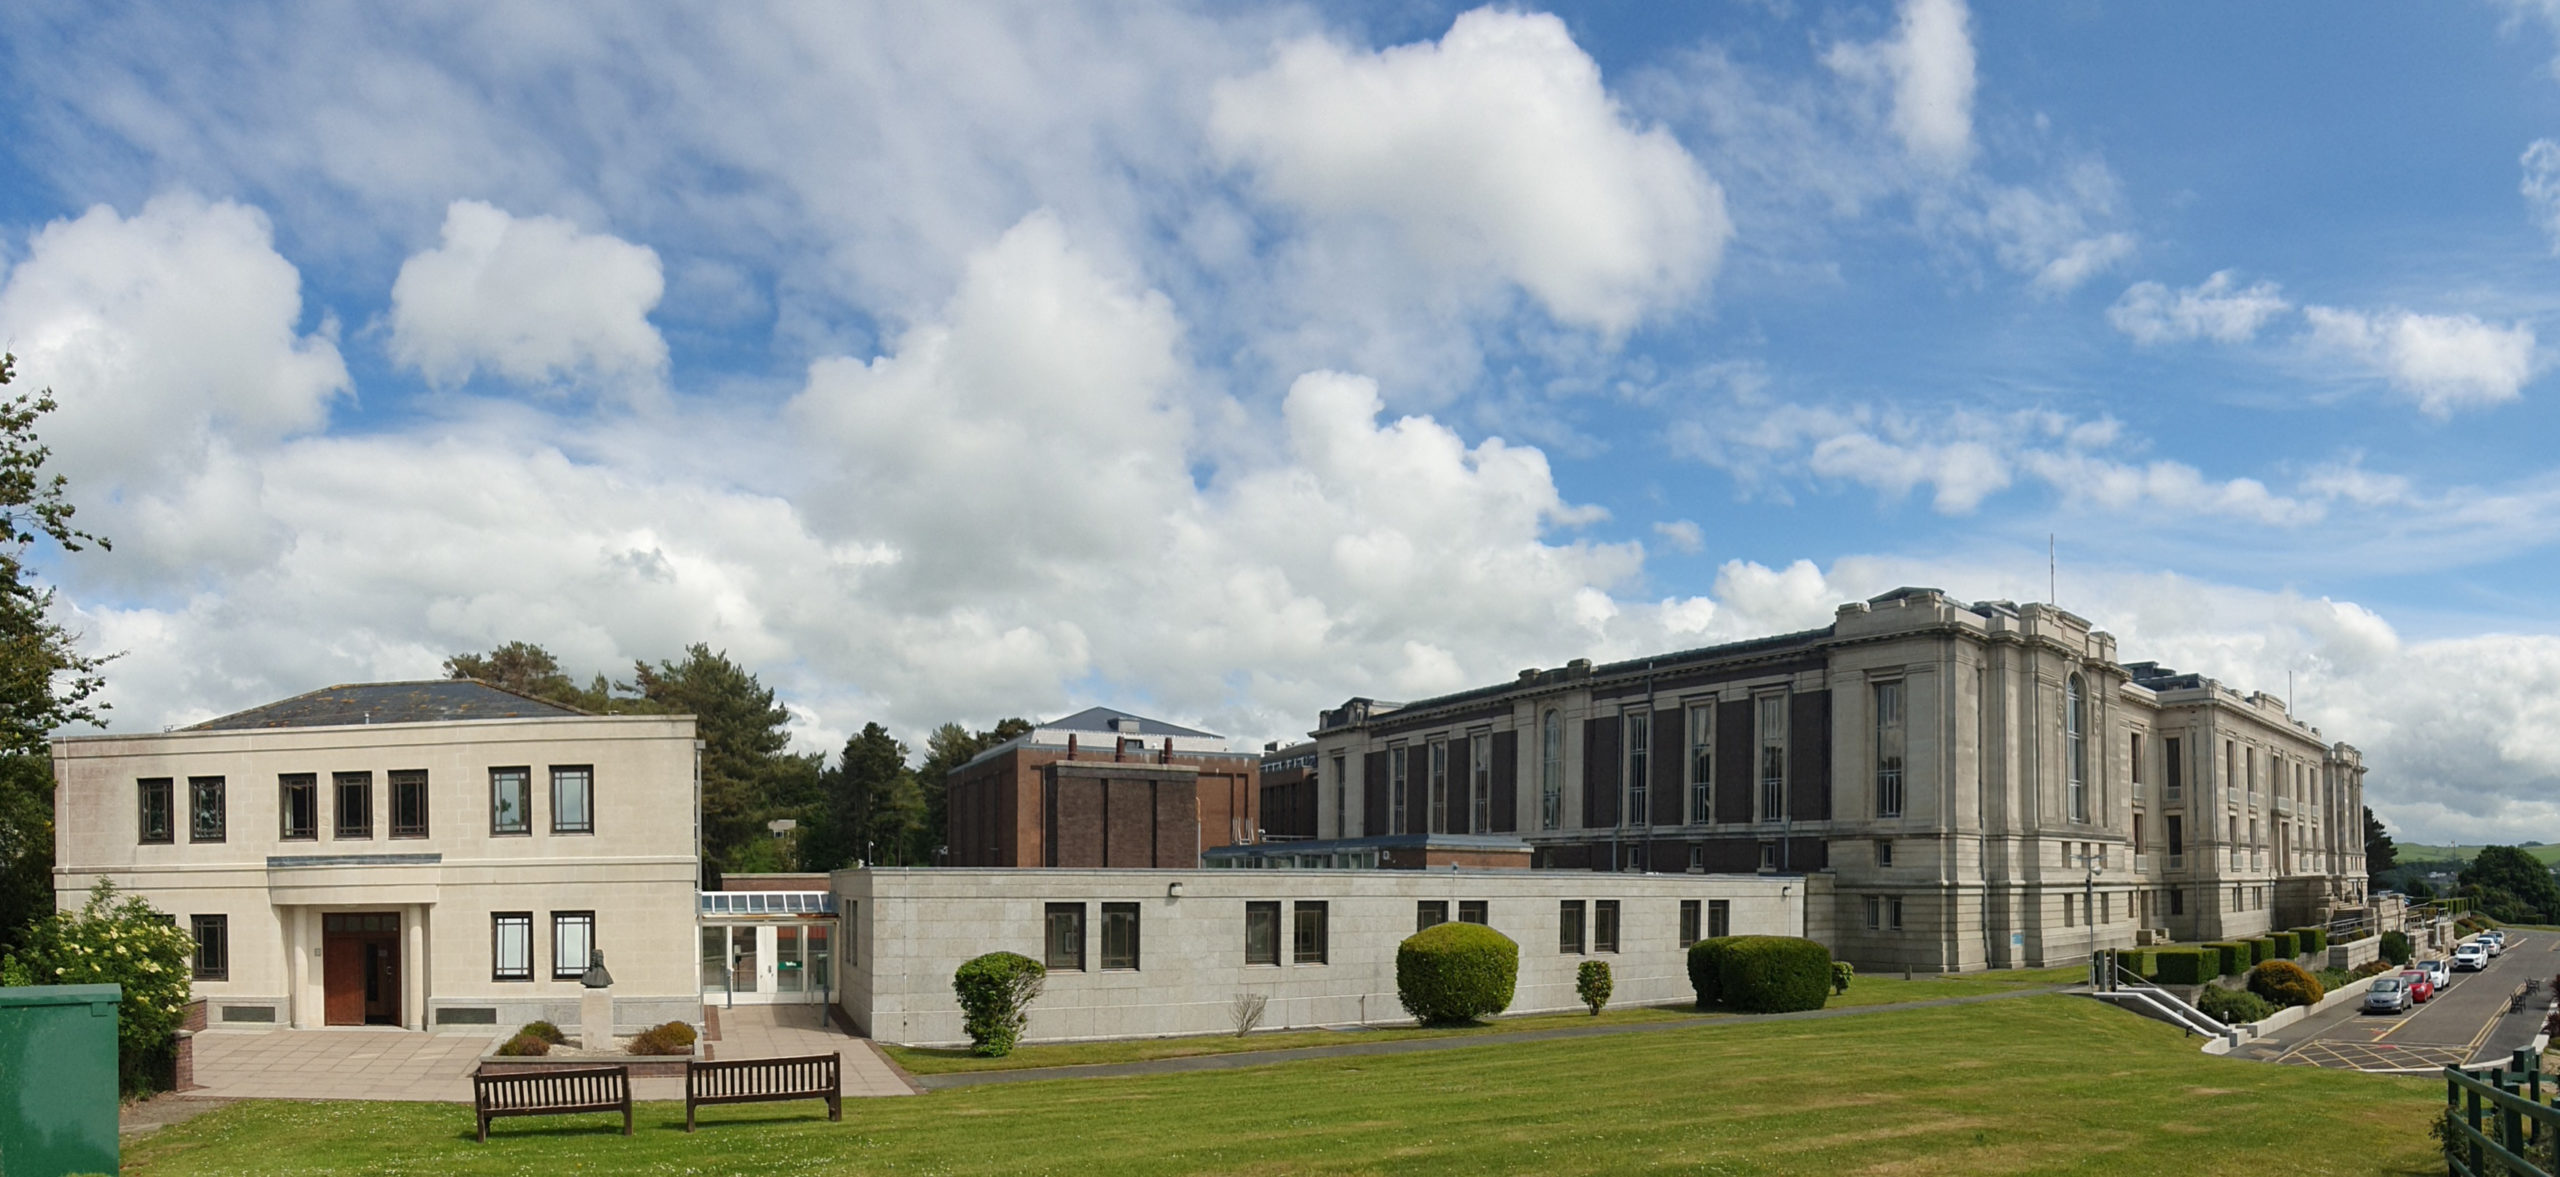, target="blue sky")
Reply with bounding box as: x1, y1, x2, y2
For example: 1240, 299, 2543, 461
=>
2, 2, 2558, 844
